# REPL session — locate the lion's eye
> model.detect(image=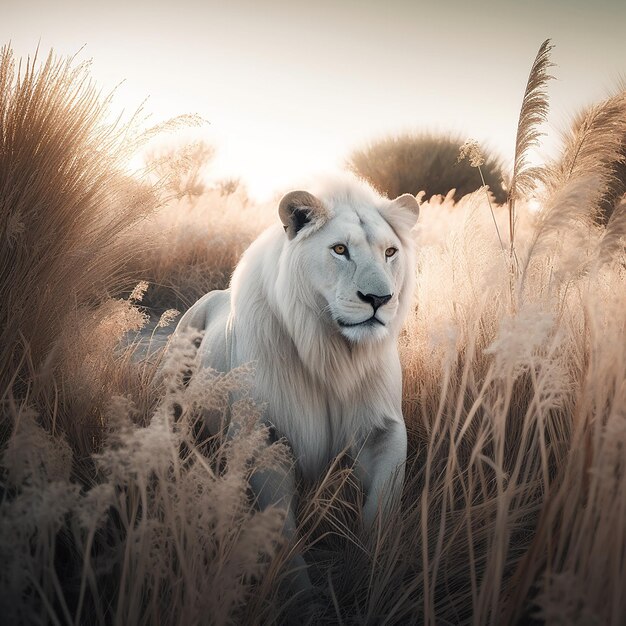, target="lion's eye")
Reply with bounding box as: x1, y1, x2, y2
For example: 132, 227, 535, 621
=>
385, 247, 398, 258
332, 244, 348, 256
